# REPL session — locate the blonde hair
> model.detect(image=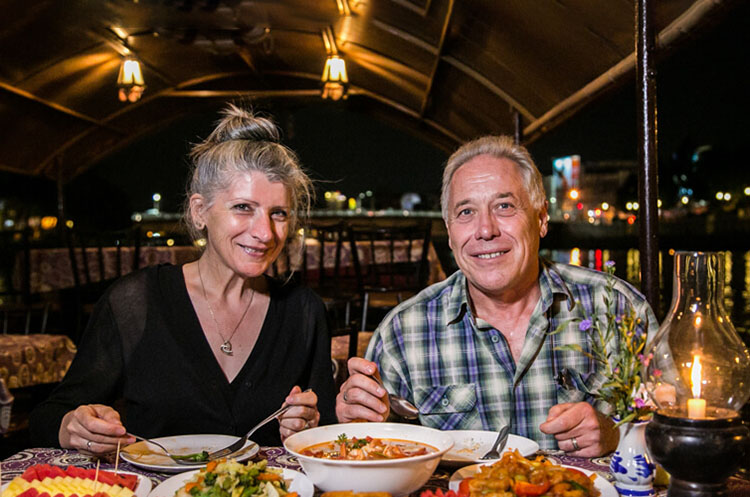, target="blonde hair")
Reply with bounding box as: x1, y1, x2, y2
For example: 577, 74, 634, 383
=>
184, 104, 313, 240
